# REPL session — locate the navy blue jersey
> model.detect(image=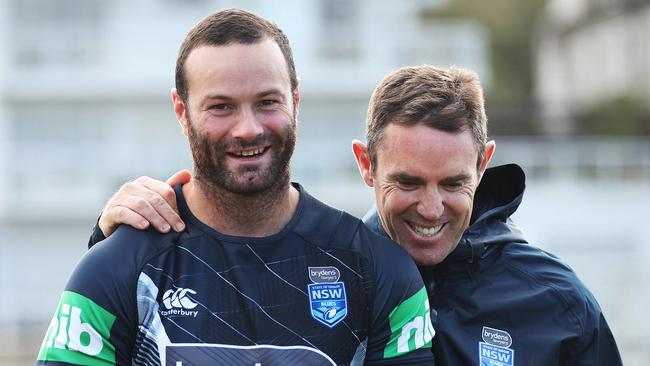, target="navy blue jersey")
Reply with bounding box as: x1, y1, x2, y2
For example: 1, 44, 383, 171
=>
38, 184, 434, 365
